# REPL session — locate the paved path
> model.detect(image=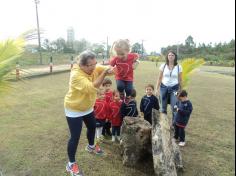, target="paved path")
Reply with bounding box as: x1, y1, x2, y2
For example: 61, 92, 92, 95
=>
10, 64, 72, 81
